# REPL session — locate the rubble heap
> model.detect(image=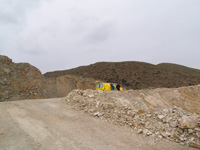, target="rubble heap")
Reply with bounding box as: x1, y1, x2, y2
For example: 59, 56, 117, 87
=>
63, 88, 200, 149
